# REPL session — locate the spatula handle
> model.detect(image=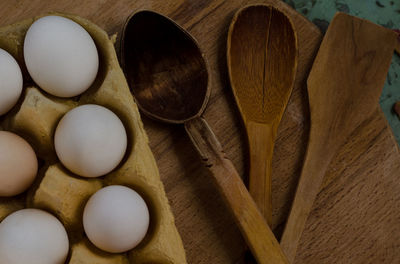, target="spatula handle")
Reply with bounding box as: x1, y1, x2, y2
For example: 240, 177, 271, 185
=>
280, 143, 330, 263
185, 117, 288, 264
247, 121, 276, 226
